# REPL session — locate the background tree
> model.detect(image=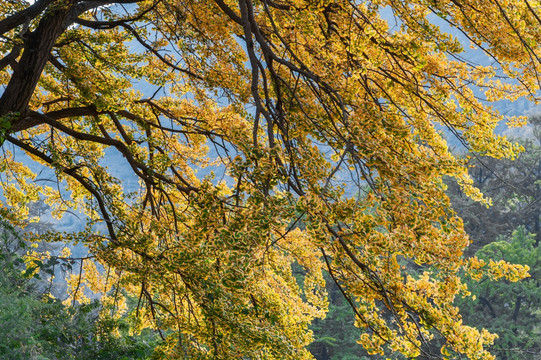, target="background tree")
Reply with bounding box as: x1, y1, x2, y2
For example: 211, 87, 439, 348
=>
447, 115, 541, 254
1, 0, 541, 358
309, 280, 376, 360
458, 227, 541, 359
445, 115, 541, 358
